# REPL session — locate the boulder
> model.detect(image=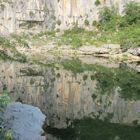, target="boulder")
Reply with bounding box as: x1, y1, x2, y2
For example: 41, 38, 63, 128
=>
127, 47, 140, 56
4, 102, 46, 140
